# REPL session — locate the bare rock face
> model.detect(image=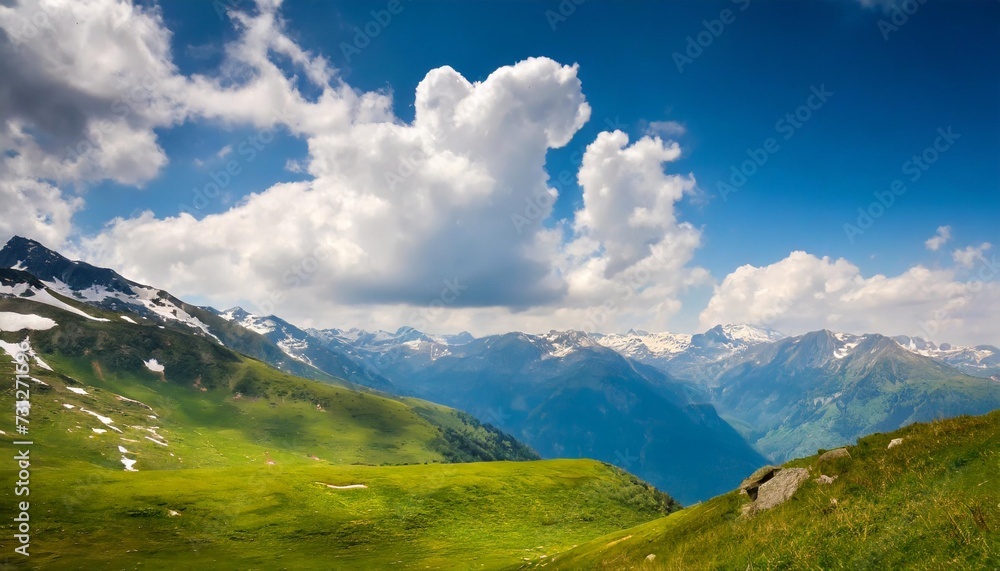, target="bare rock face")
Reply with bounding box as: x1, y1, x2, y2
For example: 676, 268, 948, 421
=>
817, 474, 838, 485
739, 465, 782, 500
818, 448, 851, 463
742, 468, 810, 516
888, 438, 904, 449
